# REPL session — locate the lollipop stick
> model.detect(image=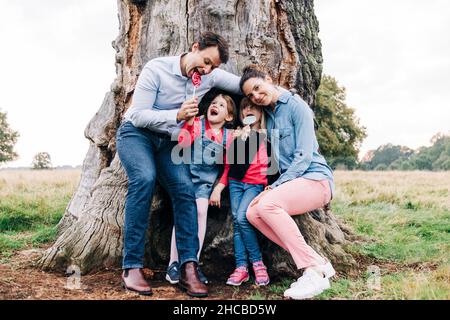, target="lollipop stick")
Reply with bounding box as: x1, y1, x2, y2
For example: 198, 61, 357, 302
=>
192, 87, 196, 99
